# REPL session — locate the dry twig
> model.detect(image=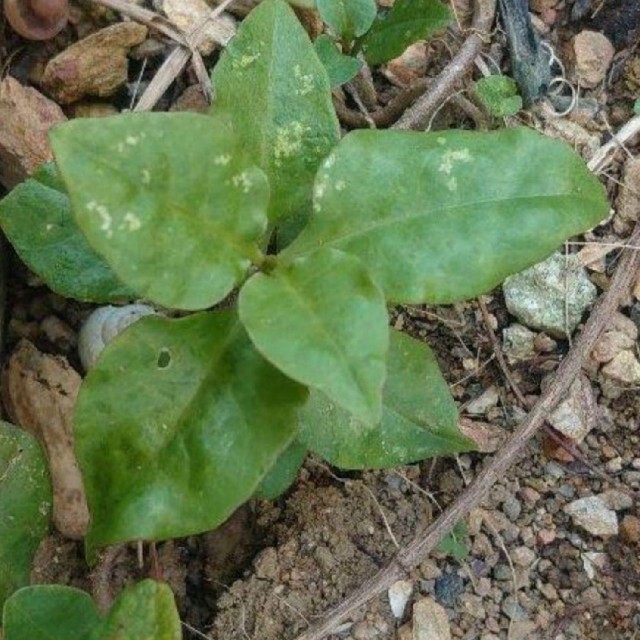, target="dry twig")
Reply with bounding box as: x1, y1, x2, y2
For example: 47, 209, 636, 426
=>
294, 222, 640, 640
